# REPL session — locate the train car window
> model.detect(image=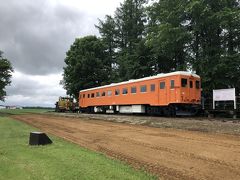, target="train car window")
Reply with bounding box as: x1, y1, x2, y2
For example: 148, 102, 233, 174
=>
107, 90, 112, 96
91, 93, 94, 98
83, 94, 85, 98
102, 92, 106, 96
88, 94, 90, 98
150, 84, 155, 92
170, 80, 174, 89
131, 87, 137, 93
115, 89, 120, 95
160, 82, 165, 89
190, 81, 193, 88
181, 78, 188, 87
122, 88, 128, 94
140, 85, 147, 92
96, 92, 100, 97
196, 81, 200, 89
